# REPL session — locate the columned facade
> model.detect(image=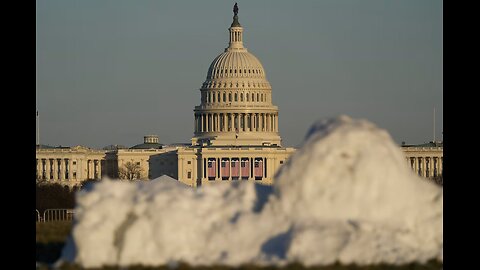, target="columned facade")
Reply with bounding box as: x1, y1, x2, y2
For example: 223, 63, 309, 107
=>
402, 142, 443, 178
